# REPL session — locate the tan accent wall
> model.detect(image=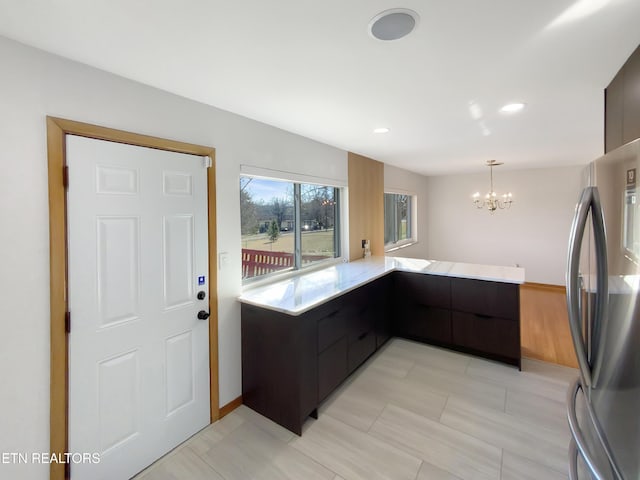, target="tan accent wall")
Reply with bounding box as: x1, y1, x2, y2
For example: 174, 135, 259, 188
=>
348, 152, 384, 261
520, 282, 578, 368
